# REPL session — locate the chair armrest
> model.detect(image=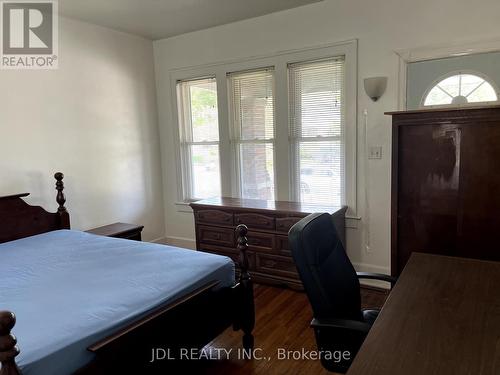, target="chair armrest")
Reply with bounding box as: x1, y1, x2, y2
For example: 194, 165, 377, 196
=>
311, 317, 371, 334
356, 272, 397, 287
